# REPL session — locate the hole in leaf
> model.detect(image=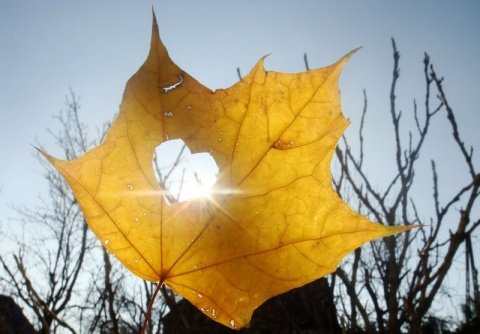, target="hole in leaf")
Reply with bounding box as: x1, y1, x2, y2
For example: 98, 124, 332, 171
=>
153, 139, 219, 204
